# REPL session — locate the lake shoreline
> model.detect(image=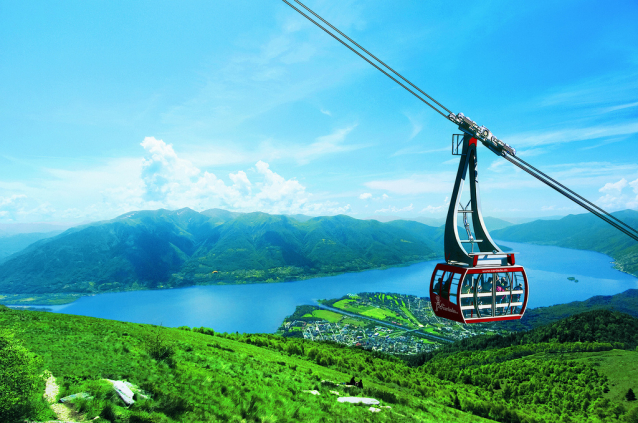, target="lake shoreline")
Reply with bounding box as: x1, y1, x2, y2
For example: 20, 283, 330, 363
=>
0, 257, 440, 306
